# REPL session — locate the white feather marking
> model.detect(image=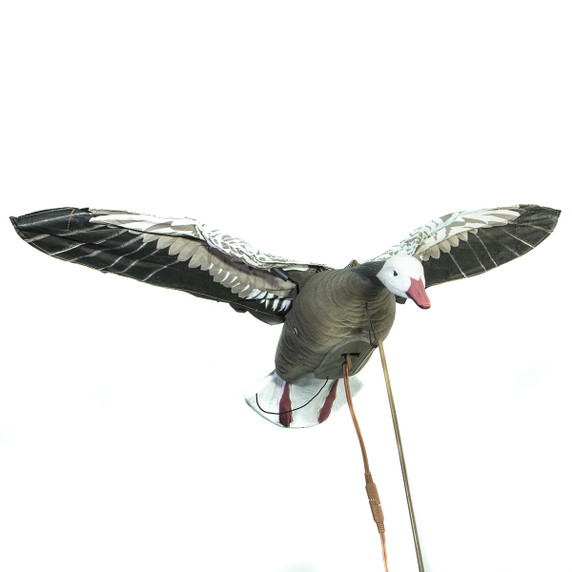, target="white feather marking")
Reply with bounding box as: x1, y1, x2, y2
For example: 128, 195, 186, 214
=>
473, 233, 498, 267
439, 241, 451, 254
211, 267, 229, 283
448, 234, 460, 248
448, 250, 467, 277
104, 240, 148, 270
168, 237, 190, 256
429, 245, 441, 259
69, 248, 108, 264
465, 240, 487, 271
177, 241, 200, 261
187, 256, 202, 269
142, 233, 158, 244
50, 243, 83, 256
90, 212, 322, 271
156, 235, 176, 250
501, 227, 535, 248
246, 288, 262, 300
